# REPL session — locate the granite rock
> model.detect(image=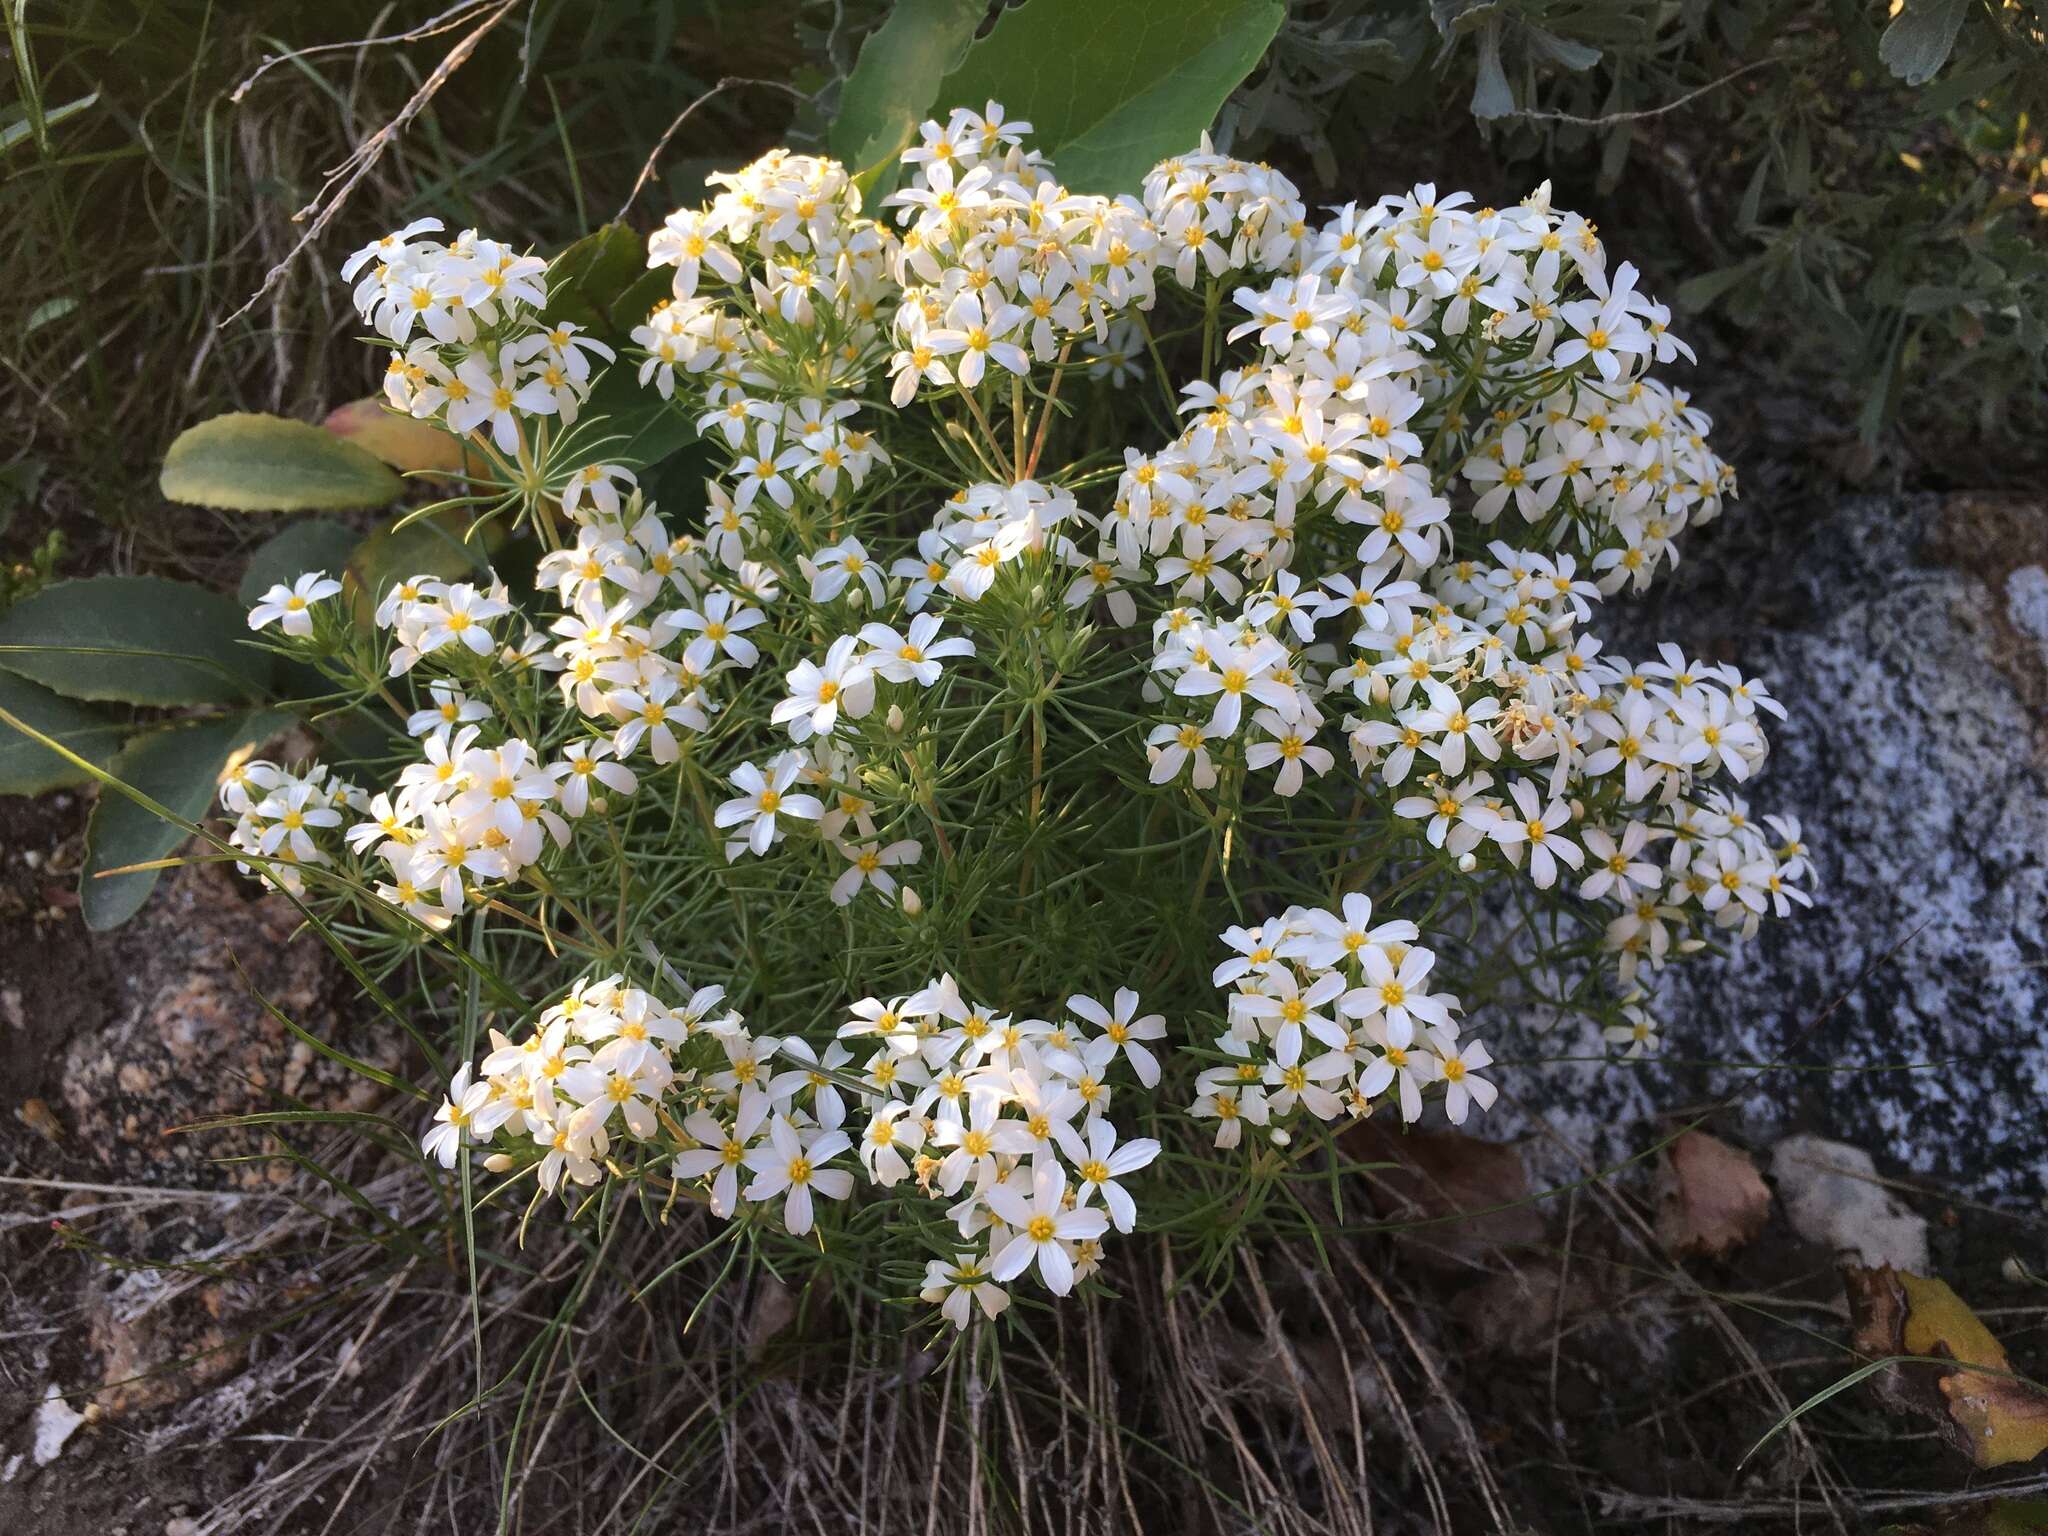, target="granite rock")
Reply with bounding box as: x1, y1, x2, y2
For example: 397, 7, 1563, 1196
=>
1520, 492, 2048, 1203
